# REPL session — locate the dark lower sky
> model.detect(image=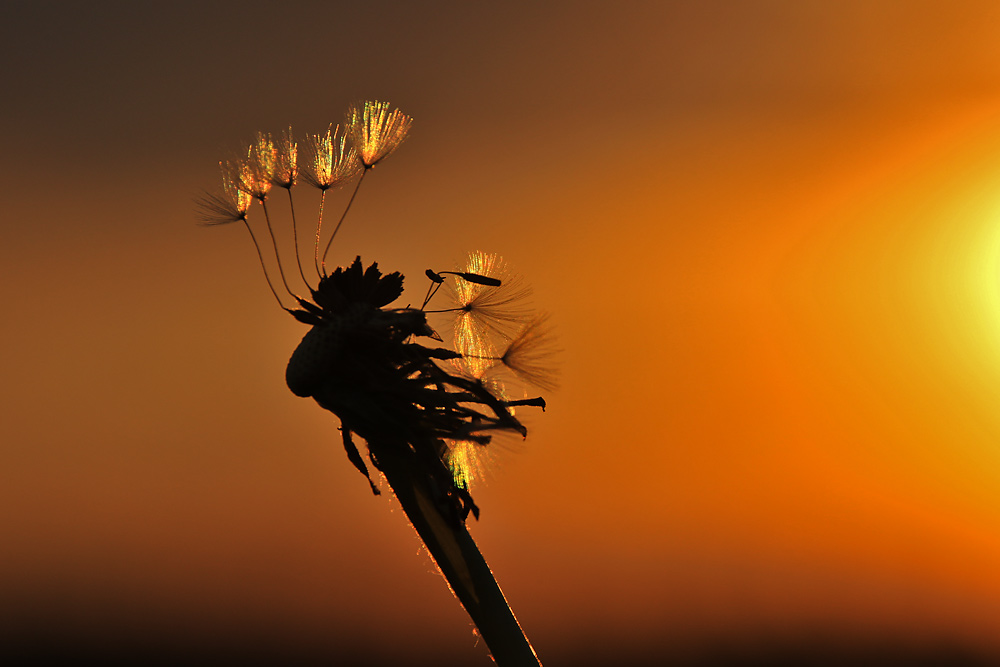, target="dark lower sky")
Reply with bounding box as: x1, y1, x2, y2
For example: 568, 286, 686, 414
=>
6, 2, 1000, 664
